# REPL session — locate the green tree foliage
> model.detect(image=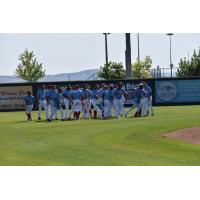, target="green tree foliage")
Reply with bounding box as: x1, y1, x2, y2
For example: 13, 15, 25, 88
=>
132, 56, 152, 79
177, 49, 200, 77
98, 61, 126, 80
15, 49, 45, 82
